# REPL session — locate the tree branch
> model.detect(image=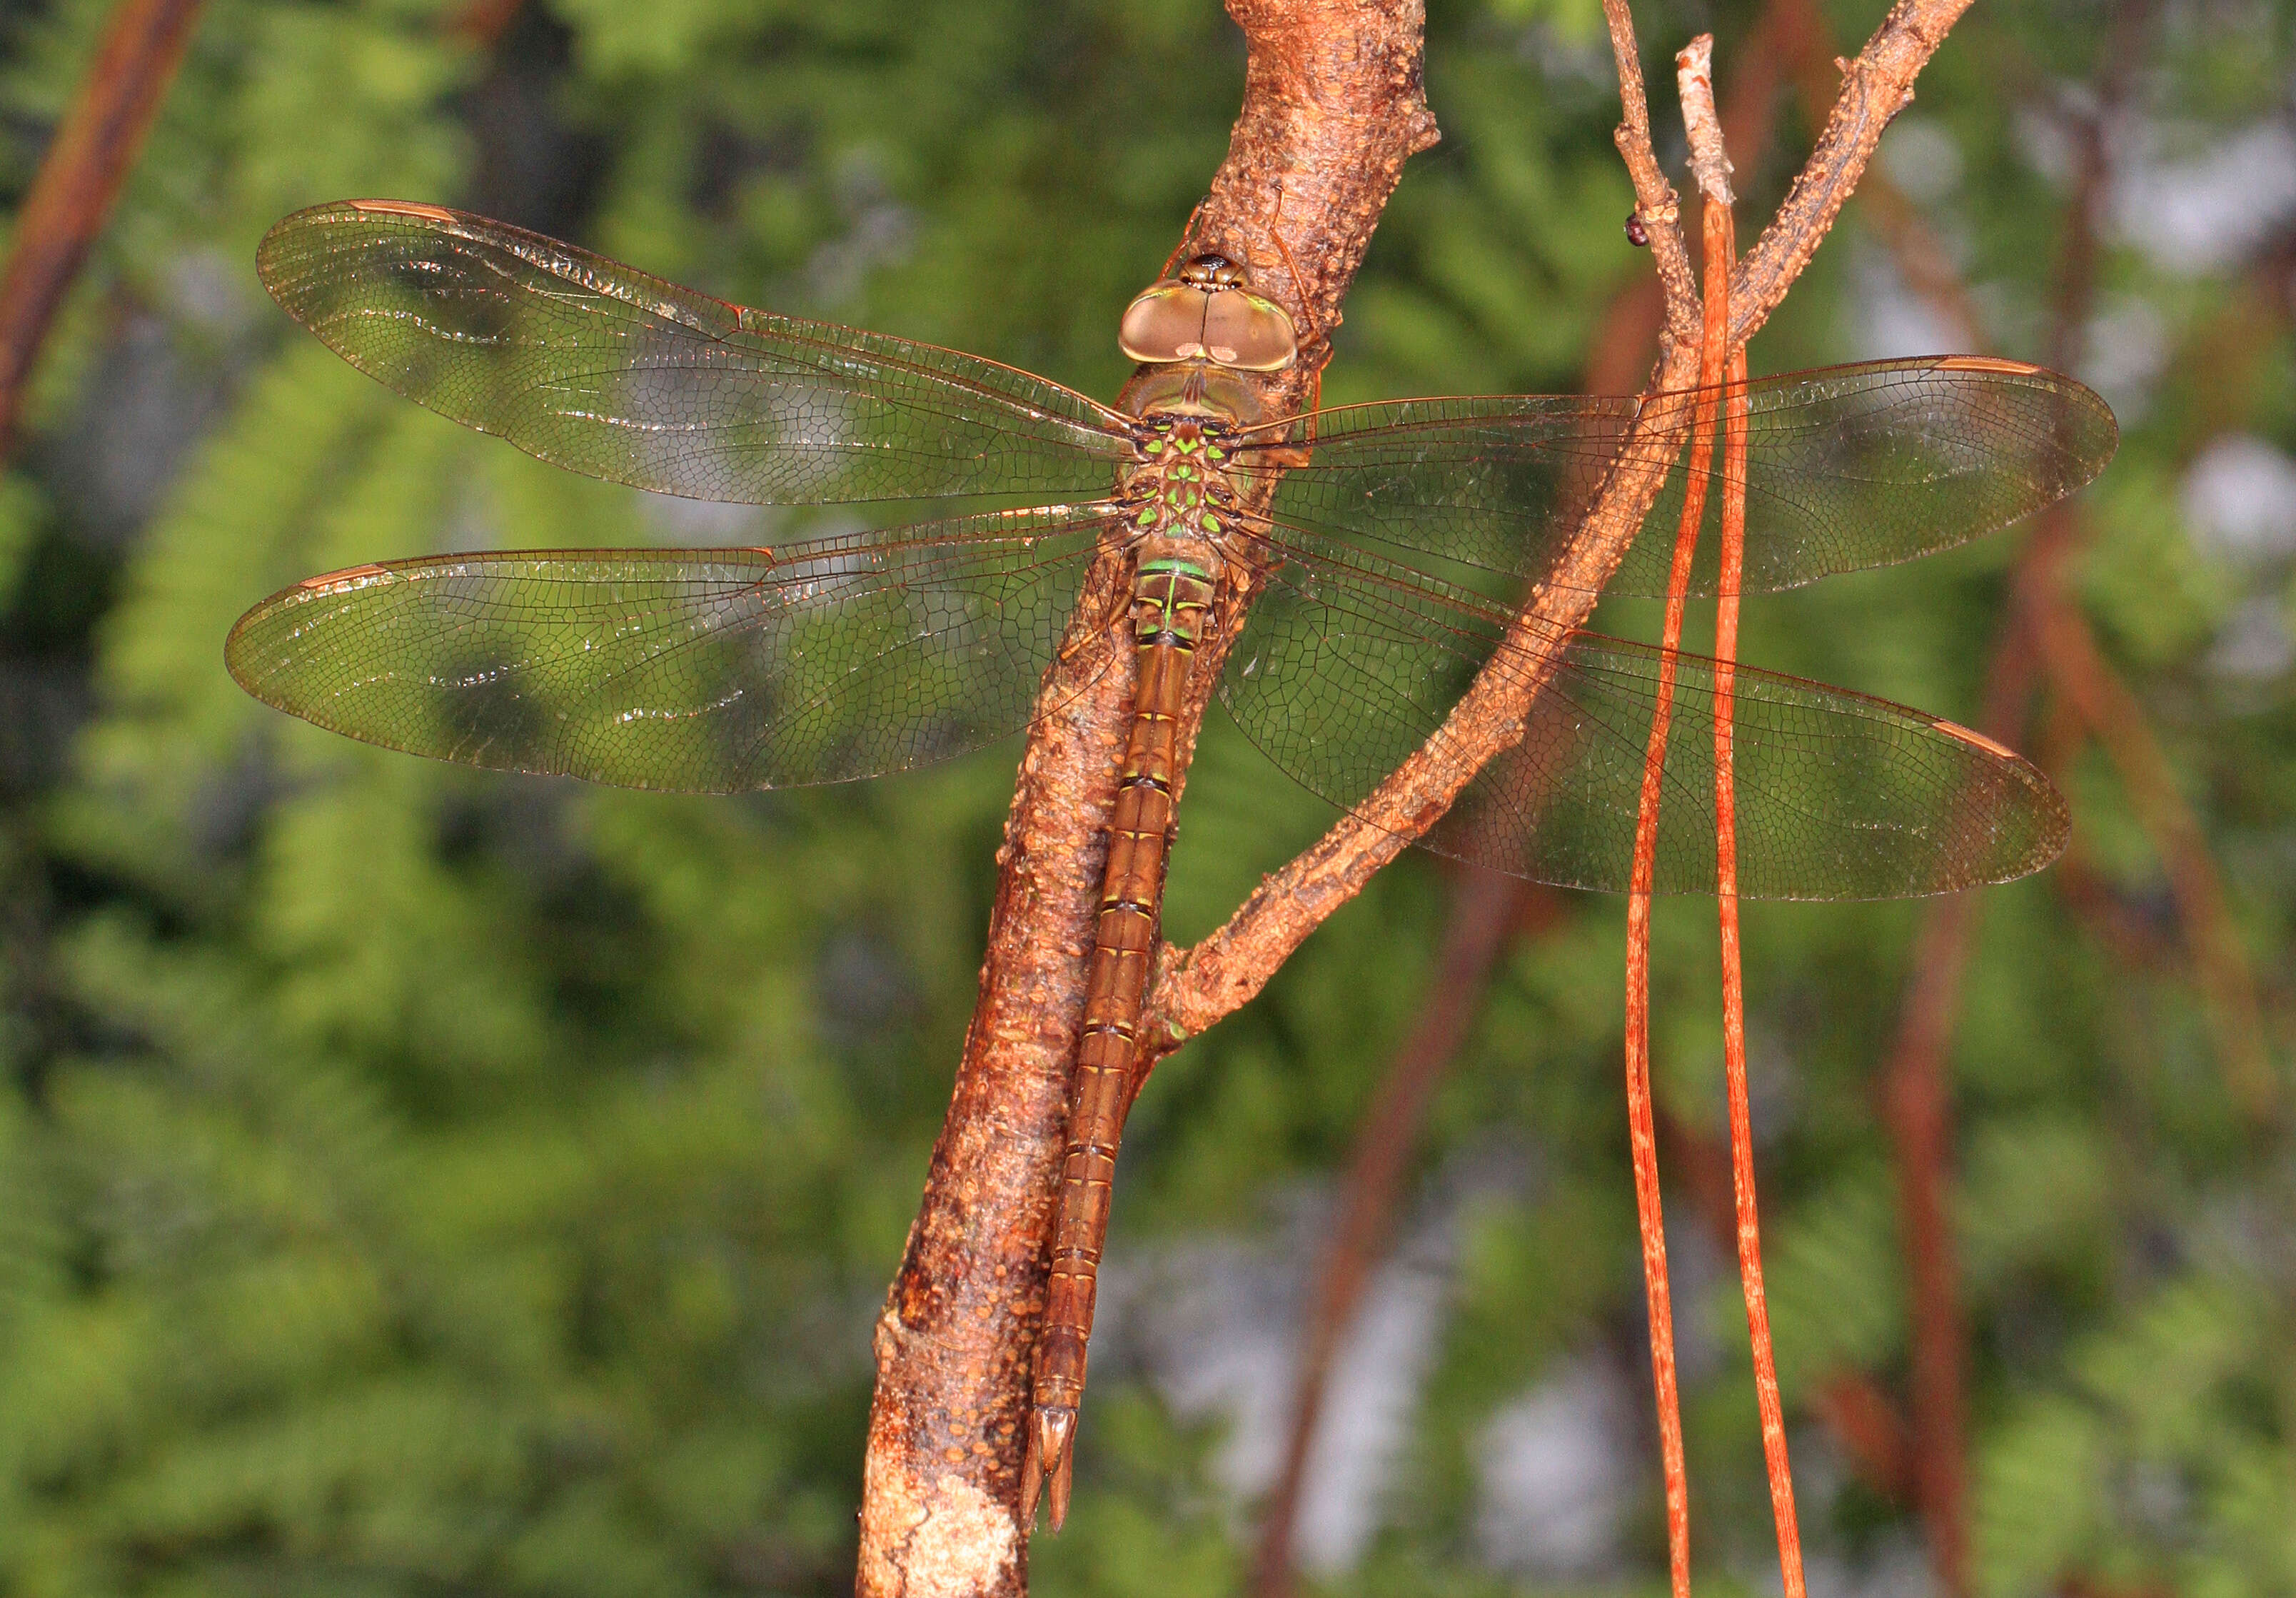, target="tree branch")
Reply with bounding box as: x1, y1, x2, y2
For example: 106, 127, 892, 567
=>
1726, 0, 1976, 348
1601, 1, 1698, 356
856, 4, 1436, 1594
